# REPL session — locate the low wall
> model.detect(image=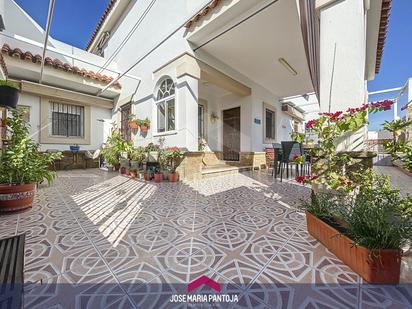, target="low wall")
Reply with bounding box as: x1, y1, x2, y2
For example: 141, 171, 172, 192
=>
312, 151, 376, 178
177, 151, 267, 180
176, 152, 204, 181
51, 151, 99, 170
